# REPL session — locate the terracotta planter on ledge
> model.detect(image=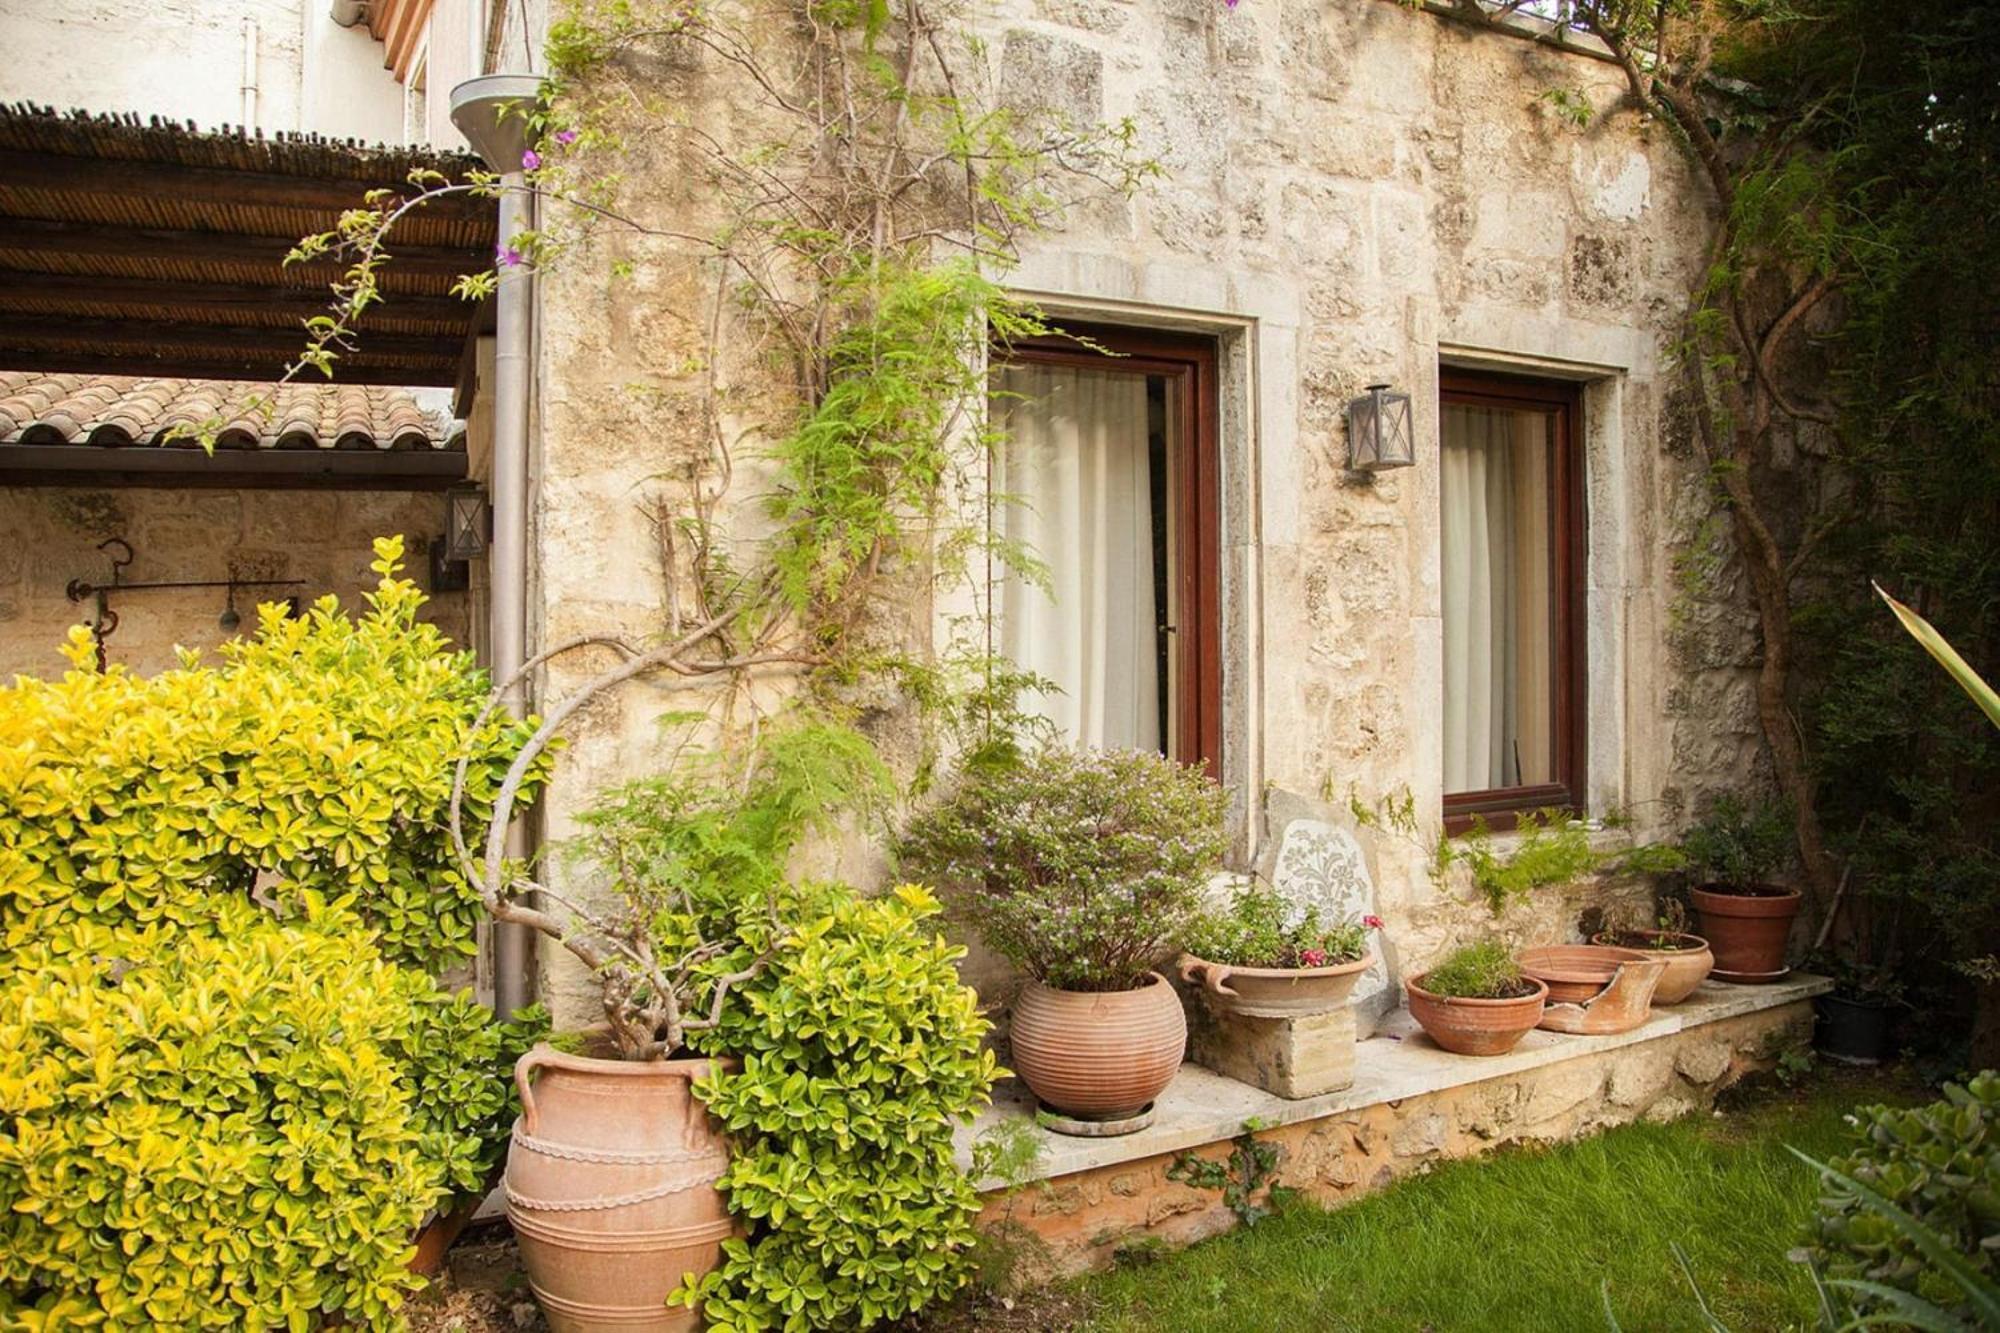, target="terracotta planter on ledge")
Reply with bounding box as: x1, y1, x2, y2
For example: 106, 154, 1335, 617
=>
1009, 972, 1185, 1134
1404, 972, 1549, 1056
1588, 931, 1715, 1003
1179, 950, 1375, 1019
504, 1044, 735, 1333
1692, 884, 1802, 983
